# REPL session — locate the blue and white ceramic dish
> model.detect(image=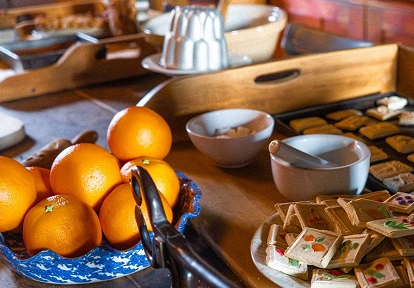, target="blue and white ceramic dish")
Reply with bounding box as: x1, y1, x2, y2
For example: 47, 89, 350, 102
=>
0, 171, 201, 284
